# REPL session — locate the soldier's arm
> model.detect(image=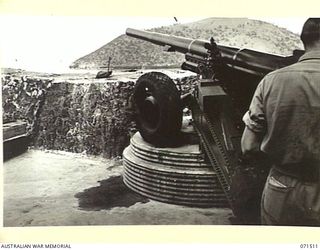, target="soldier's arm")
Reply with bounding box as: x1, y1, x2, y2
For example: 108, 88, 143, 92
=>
241, 126, 263, 154
241, 79, 267, 155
